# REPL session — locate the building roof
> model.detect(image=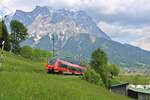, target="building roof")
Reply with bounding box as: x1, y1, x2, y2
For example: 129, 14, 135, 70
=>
128, 87, 150, 94
111, 82, 129, 88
